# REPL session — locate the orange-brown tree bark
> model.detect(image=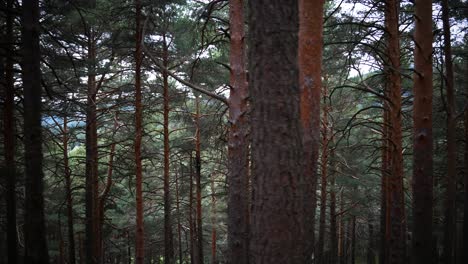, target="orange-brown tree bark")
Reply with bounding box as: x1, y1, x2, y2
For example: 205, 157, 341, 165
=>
21, 0, 50, 261
411, 0, 434, 263
162, 32, 175, 264
4, 0, 18, 261
299, 0, 325, 259
134, 0, 145, 263
227, 0, 250, 263
441, 0, 456, 262
248, 0, 305, 262
384, 0, 406, 263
